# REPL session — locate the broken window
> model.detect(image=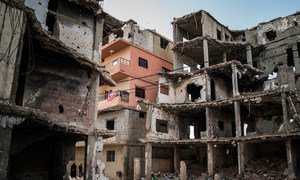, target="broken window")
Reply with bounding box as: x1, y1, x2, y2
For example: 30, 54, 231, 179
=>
160, 84, 169, 95
266, 30, 277, 41
218, 121, 224, 131
187, 83, 202, 102
156, 119, 168, 133
107, 150, 115, 162
160, 37, 169, 49
120, 90, 129, 102
138, 57, 148, 69
135, 87, 145, 98
106, 119, 115, 130
287, 48, 295, 67
211, 80, 216, 101
217, 29, 222, 40
139, 112, 146, 118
